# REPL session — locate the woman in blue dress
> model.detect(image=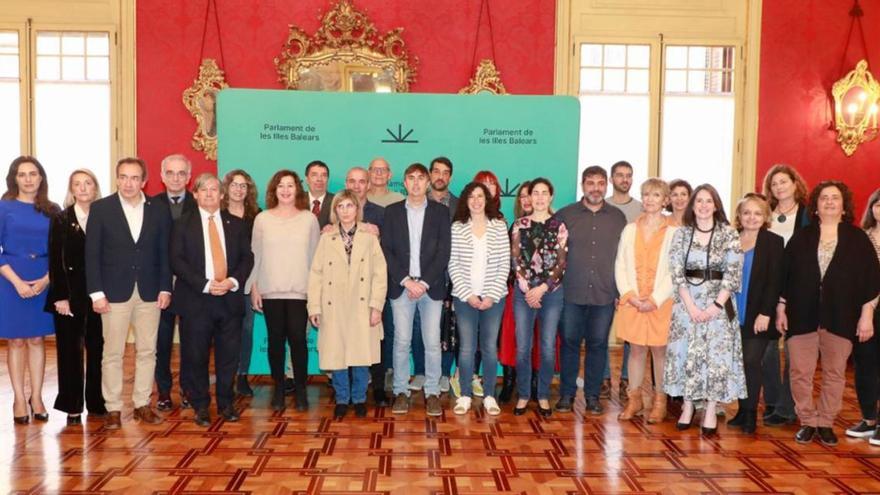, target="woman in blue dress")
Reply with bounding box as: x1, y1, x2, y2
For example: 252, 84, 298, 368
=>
0, 156, 59, 424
